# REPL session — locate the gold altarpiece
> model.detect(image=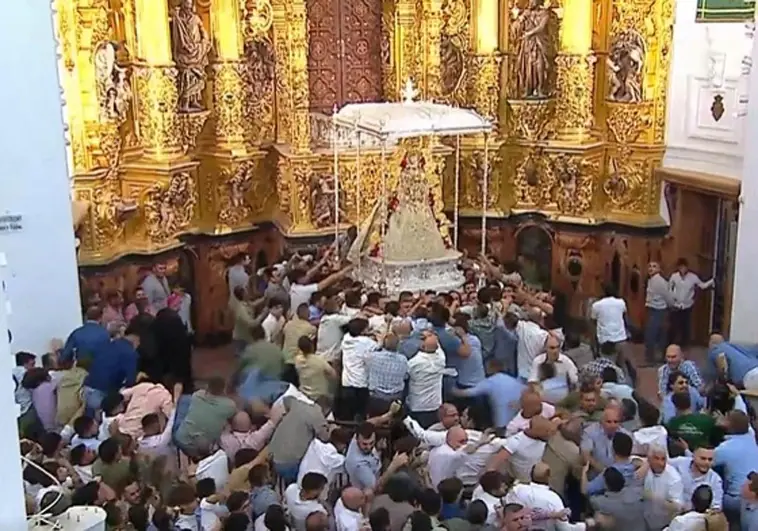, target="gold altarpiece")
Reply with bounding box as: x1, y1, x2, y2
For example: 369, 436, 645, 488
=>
57, 0, 673, 266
